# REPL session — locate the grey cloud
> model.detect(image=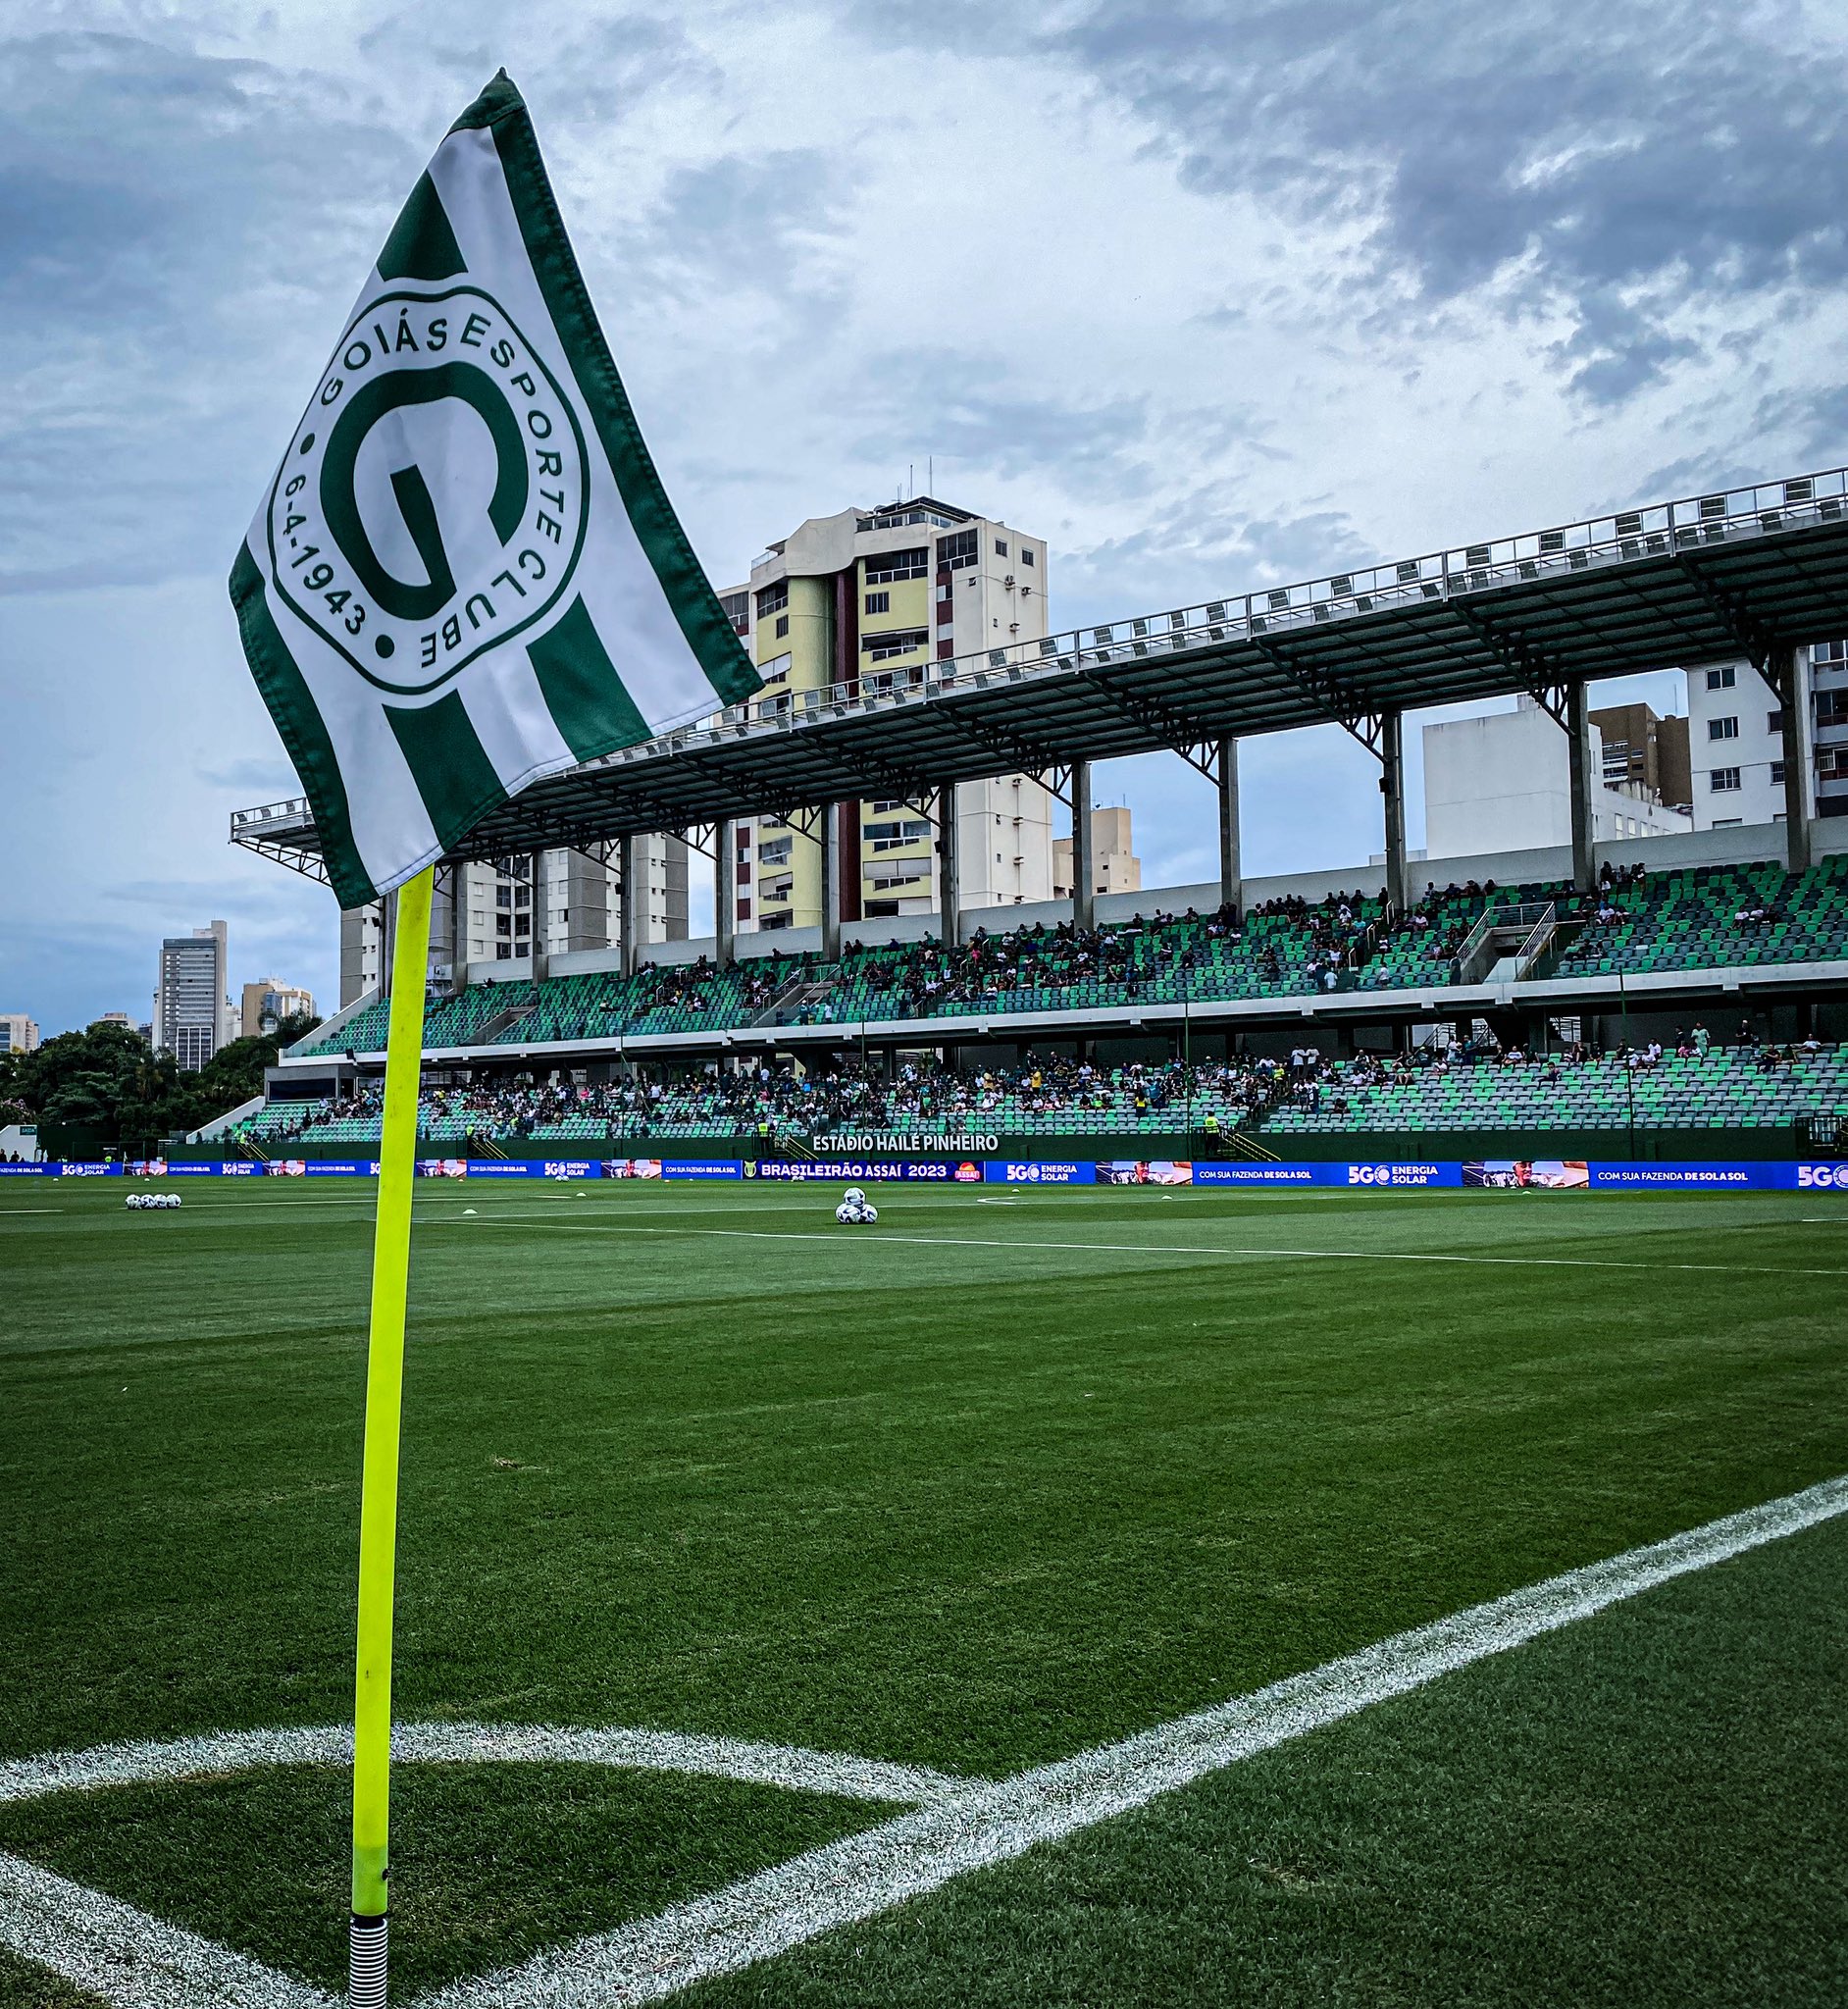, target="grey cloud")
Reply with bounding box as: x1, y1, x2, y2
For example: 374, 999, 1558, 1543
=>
890, 2, 1848, 408
196, 755, 301, 793
617, 148, 850, 309
0, 30, 409, 593
1057, 490, 1376, 625
851, 351, 1153, 490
